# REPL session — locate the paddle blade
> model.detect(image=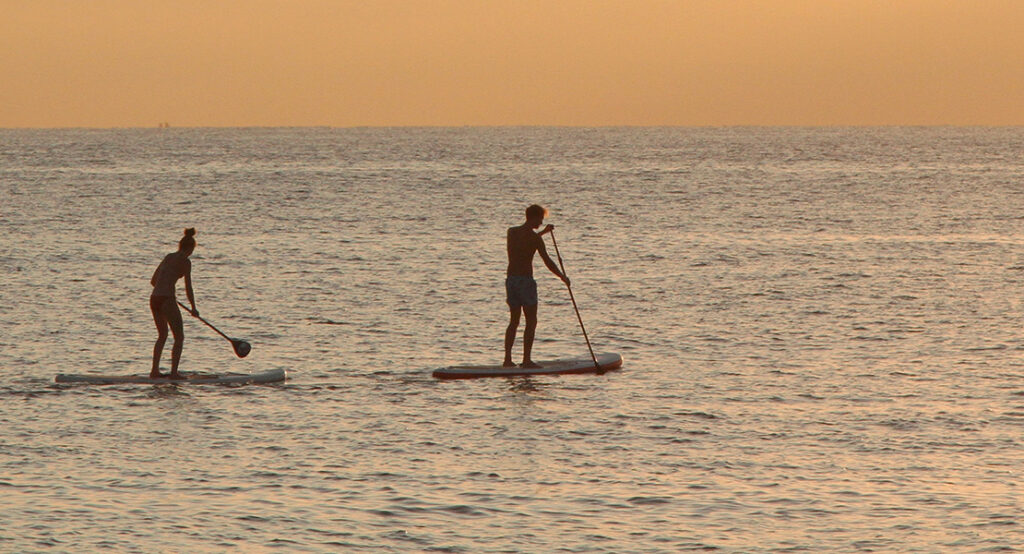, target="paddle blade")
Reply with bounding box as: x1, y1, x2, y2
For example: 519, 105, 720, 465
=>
232, 340, 252, 358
